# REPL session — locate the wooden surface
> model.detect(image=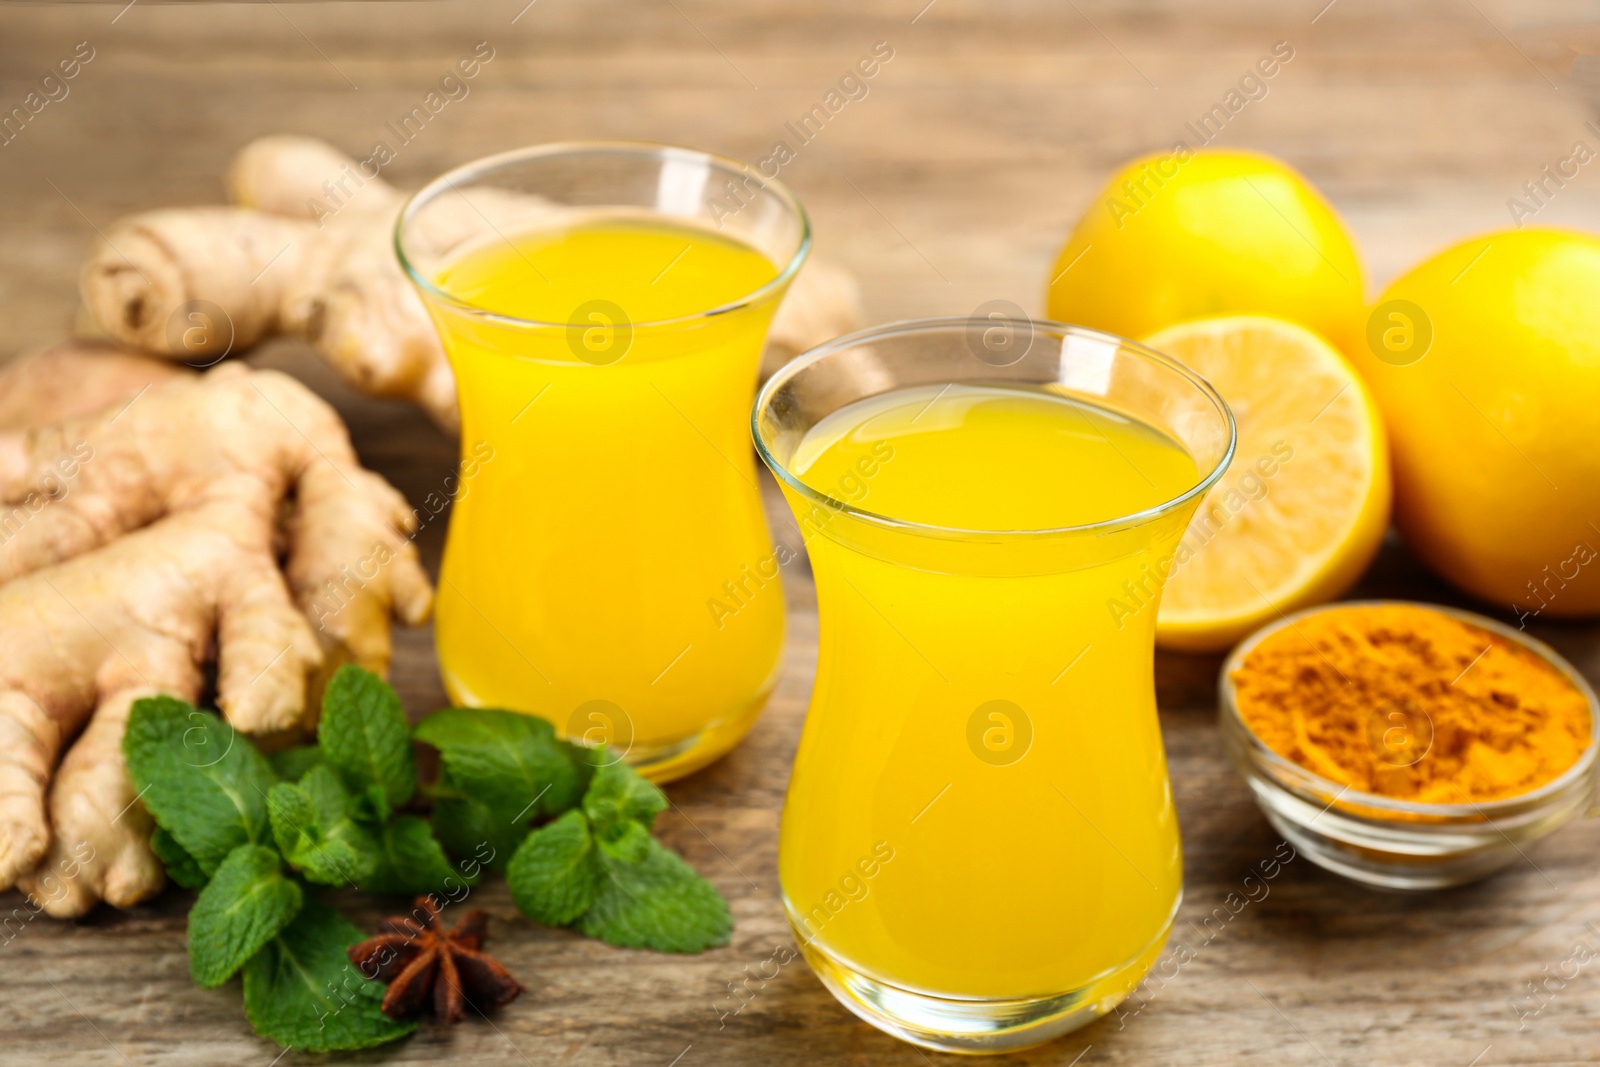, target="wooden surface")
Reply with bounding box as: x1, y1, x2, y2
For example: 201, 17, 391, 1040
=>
4, 1, 1600, 1064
